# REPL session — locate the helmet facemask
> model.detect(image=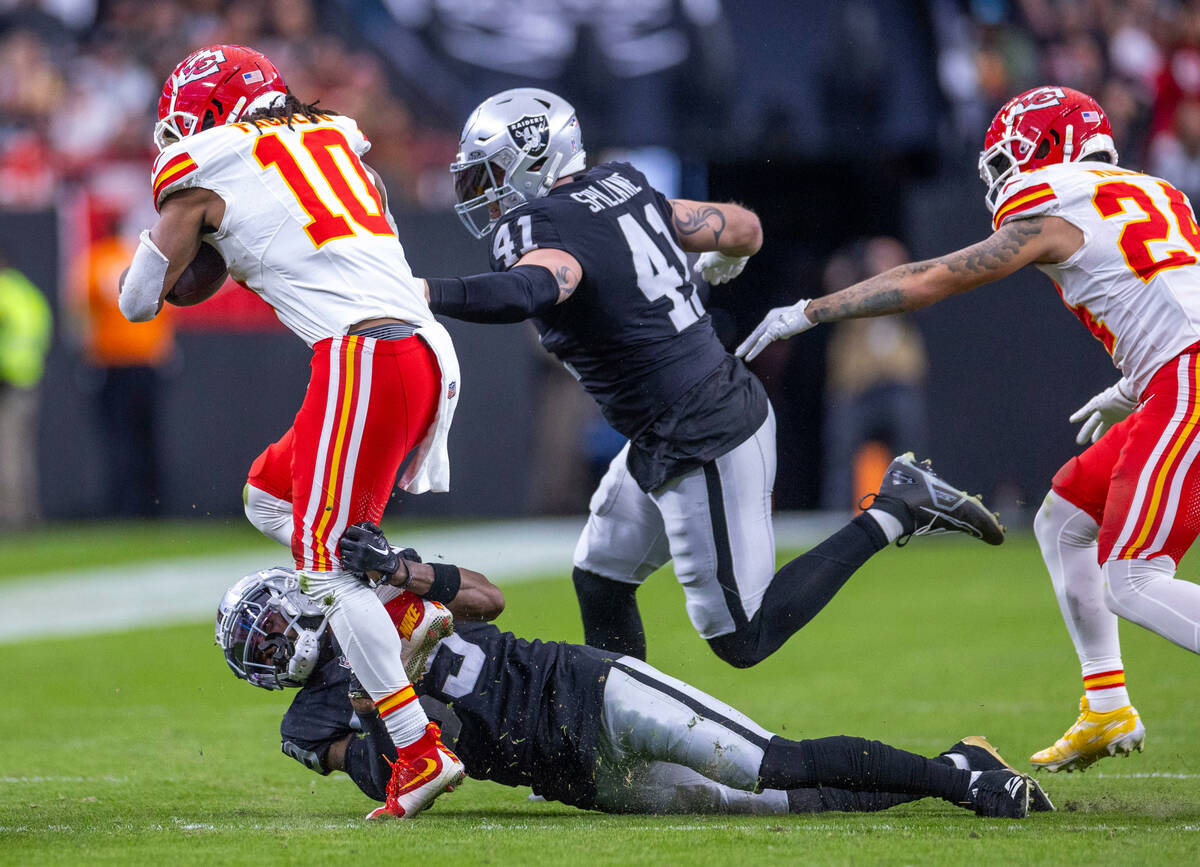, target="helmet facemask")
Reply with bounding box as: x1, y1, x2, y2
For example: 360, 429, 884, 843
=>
451, 148, 526, 239
216, 571, 328, 690
978, 132, 1038, 213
